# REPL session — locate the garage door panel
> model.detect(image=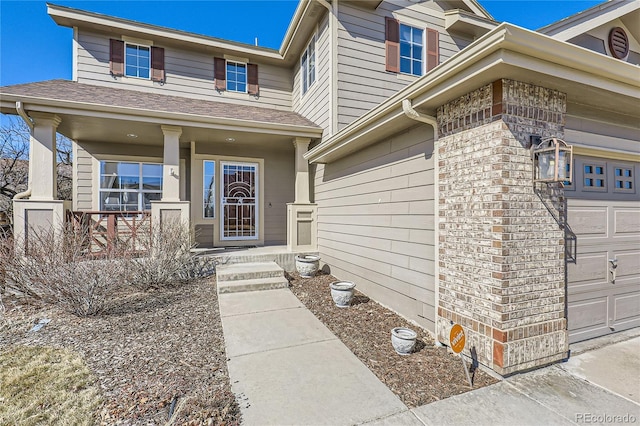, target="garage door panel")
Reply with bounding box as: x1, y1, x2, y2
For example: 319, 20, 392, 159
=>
567, 252, 608, 286
614, 250, 640, 279
567, 207, 608, 237
614, 209, 640, 235
612, 292, 640, 322
567, 297, 608, 332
